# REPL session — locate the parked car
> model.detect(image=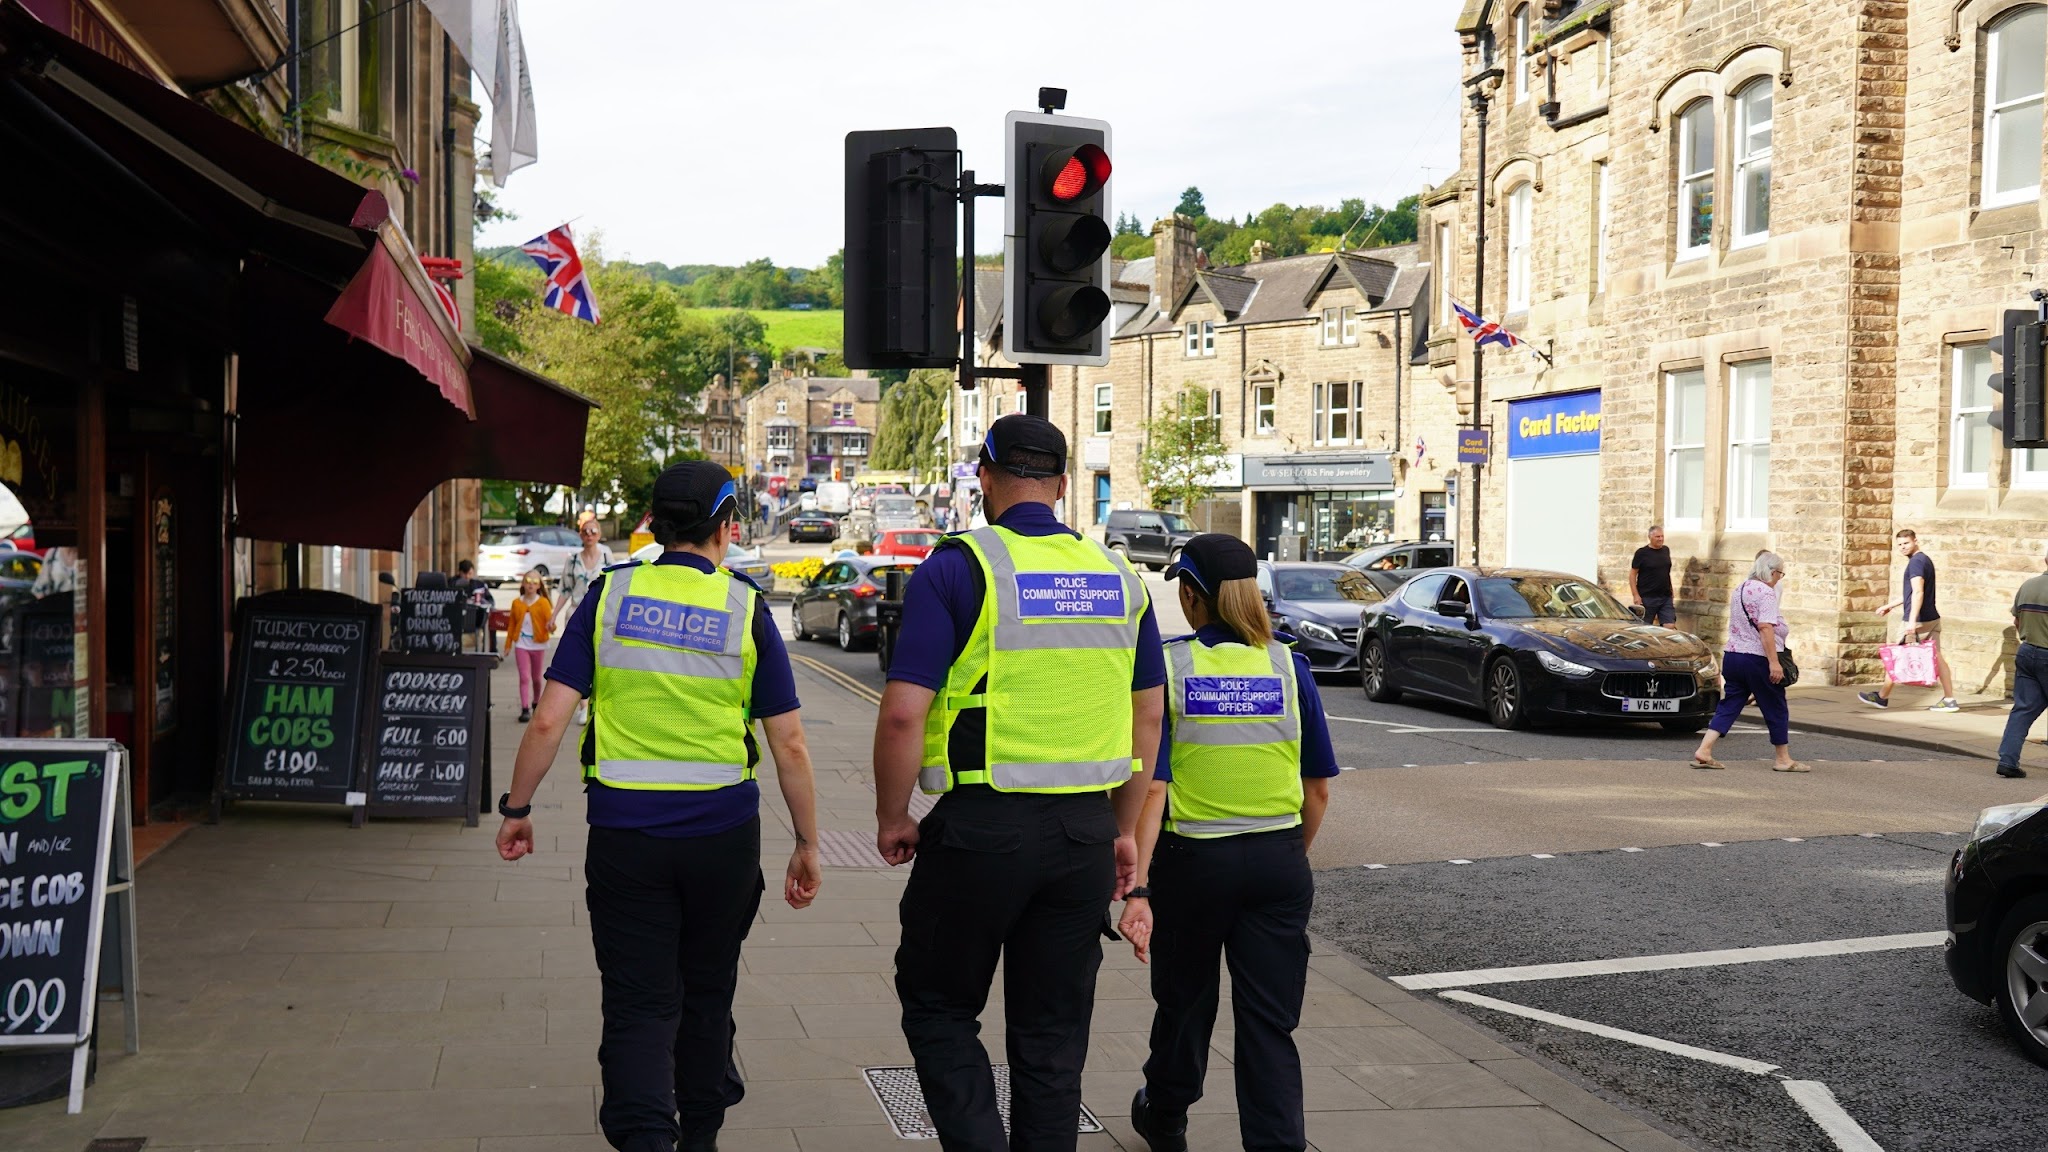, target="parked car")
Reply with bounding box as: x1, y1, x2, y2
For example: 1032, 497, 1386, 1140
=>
0, 550, 40, 614
1945, 797, 2048, 1066
1104, 509, 1198, 570
629, 541, 775, 593
1254, 562, 1386, 673
1357, 567, 1721, 731
788, 512, 838, 543
872, 494, 922, 531
477, 524, 580, 585
875, 528, 944, 560
791, 555, 920, 651
1341, 539, 1456, 574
